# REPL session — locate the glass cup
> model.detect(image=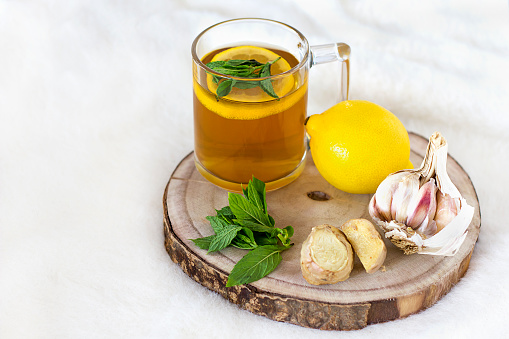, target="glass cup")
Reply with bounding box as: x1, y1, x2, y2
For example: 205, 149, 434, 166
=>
192, 18, 350, 192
